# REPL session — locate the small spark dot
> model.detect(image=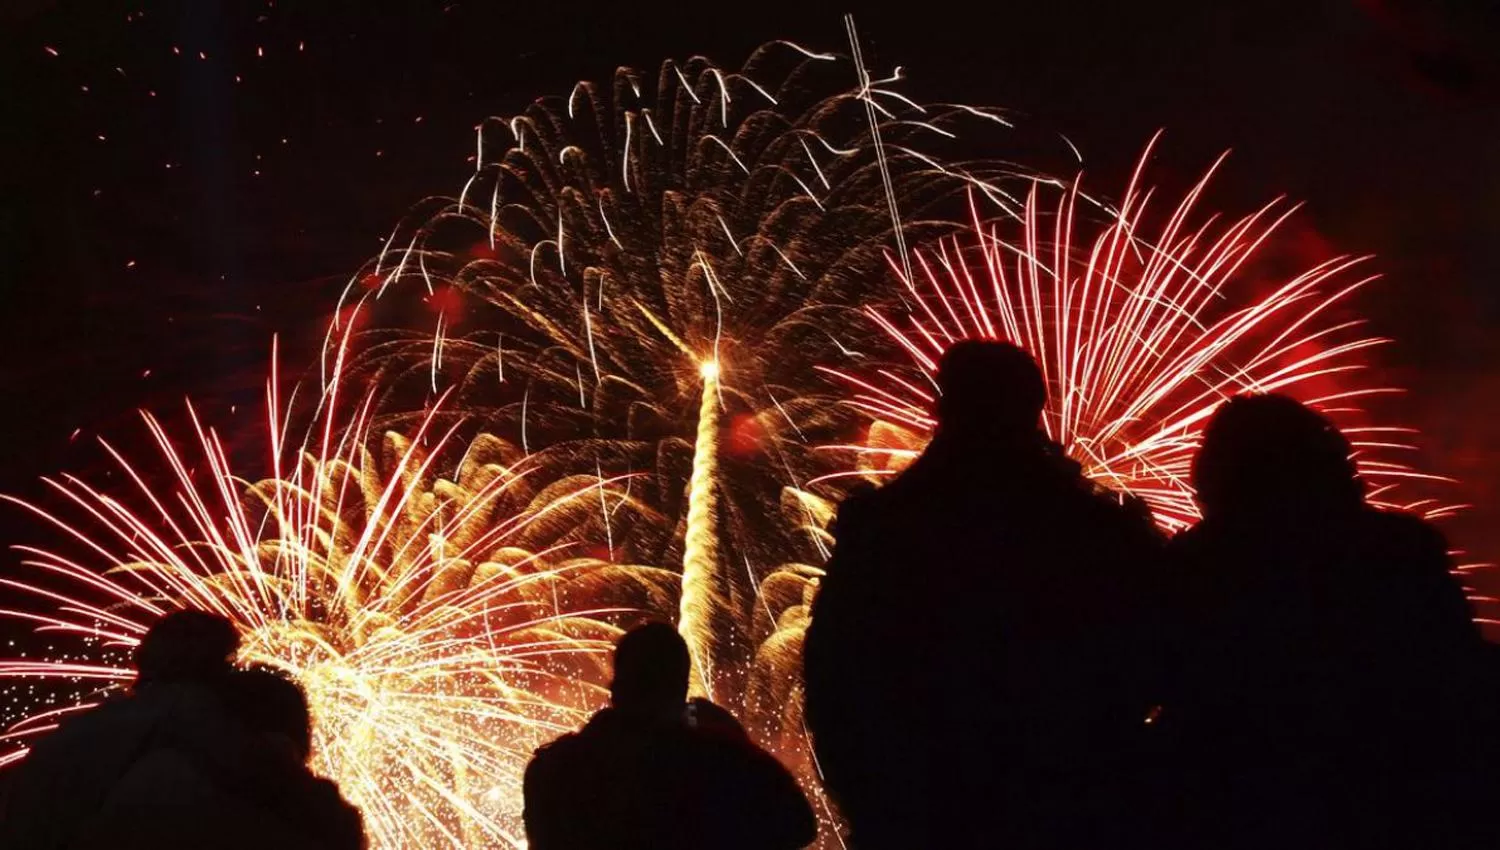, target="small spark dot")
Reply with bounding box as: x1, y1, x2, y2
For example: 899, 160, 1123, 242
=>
44, 46, 59, 57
